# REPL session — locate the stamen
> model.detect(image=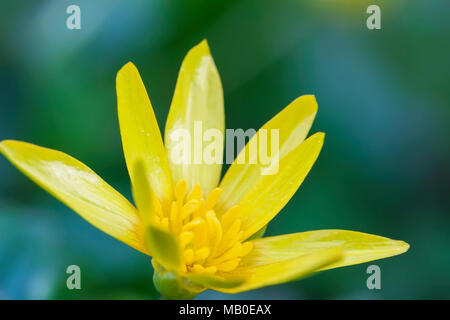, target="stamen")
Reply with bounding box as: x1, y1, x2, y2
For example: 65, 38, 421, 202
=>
239, 242, 254, 257
181, 200, 201, 220
179, 231, 194, 248
169, 202, 180, 233
187, 183, 203, 201
215, 258, 241, 272
220, 205, 241, 231
184, 249, 194, 265
194, 247, 210, 261
205, 188, 223, 210
182, 218, 204, 231
175, 180, 187, 201
205, 210, 222, 255
152, 179, 253, 275
160, 217, 169, 231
